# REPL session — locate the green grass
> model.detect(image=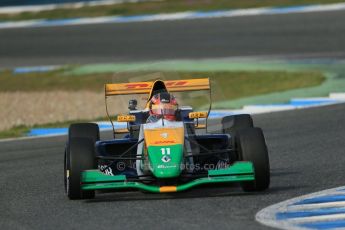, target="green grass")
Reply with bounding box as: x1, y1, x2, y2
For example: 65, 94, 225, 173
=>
0, 69, 325, 97
0, 69, 115, 92
175, 71, 325, 102
0, 0, 344, 21
0, 125, 31, 139
0, 116, 113, 139
0, 69, 325, 139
